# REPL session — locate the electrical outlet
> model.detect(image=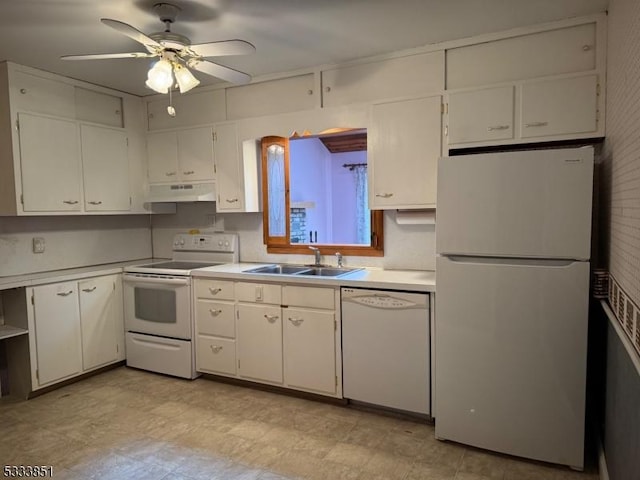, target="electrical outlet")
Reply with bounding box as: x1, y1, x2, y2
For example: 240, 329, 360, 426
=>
32, 237, 45, 254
